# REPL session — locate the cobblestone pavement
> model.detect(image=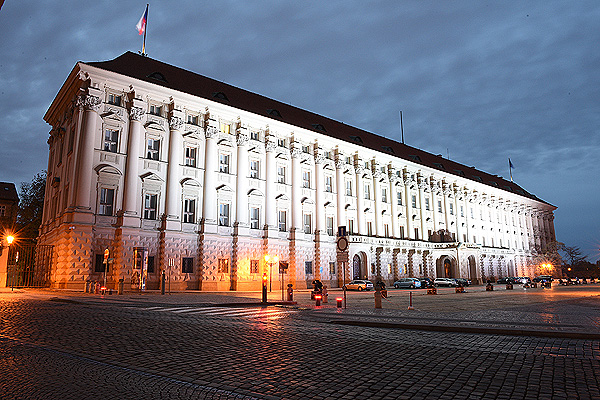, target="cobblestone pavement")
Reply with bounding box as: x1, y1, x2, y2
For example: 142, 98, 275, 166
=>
0, 285, 599, 399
